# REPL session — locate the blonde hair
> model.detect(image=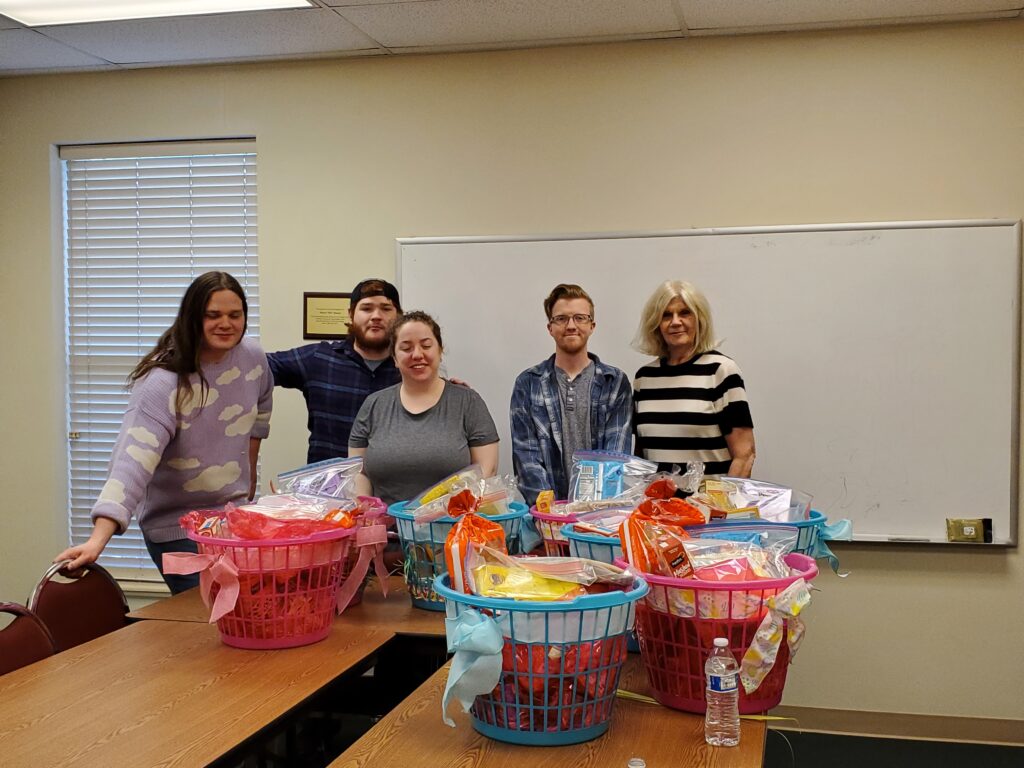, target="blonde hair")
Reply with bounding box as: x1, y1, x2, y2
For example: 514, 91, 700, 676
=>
632, 280, 717, 358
